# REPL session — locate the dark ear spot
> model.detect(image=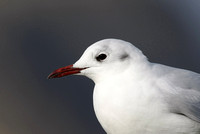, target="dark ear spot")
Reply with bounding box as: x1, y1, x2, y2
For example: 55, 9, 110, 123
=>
120, 53, 129, 60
